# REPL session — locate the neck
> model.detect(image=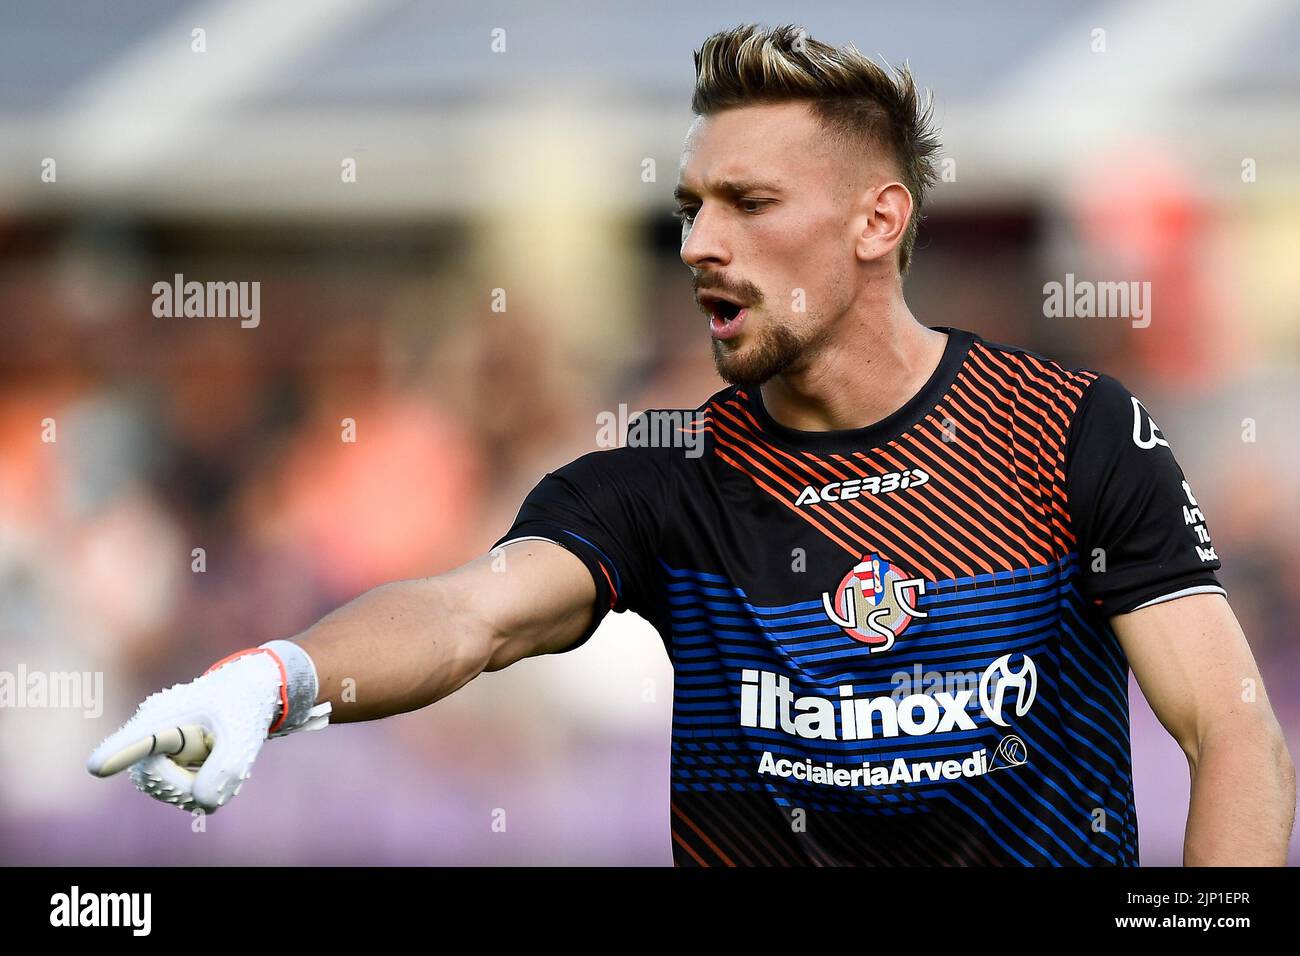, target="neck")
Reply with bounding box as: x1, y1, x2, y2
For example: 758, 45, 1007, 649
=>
759, 296, 948, 432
